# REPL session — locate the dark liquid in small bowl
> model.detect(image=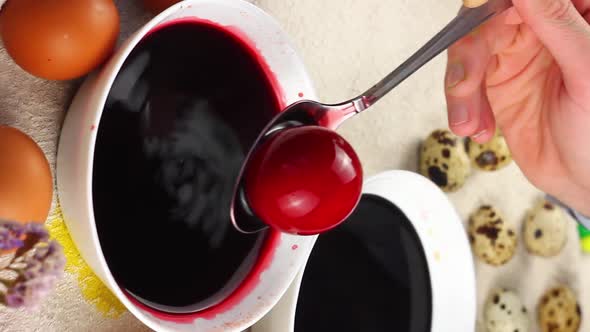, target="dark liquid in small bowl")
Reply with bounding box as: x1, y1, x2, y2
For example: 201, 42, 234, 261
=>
295, 194, 432, 332
93, 20, 280, 313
